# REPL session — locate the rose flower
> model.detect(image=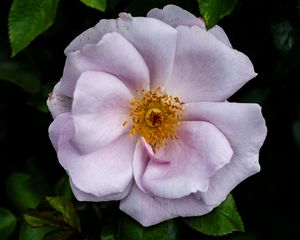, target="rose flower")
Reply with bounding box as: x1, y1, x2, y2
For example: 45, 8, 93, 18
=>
48, 5, 267, 226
